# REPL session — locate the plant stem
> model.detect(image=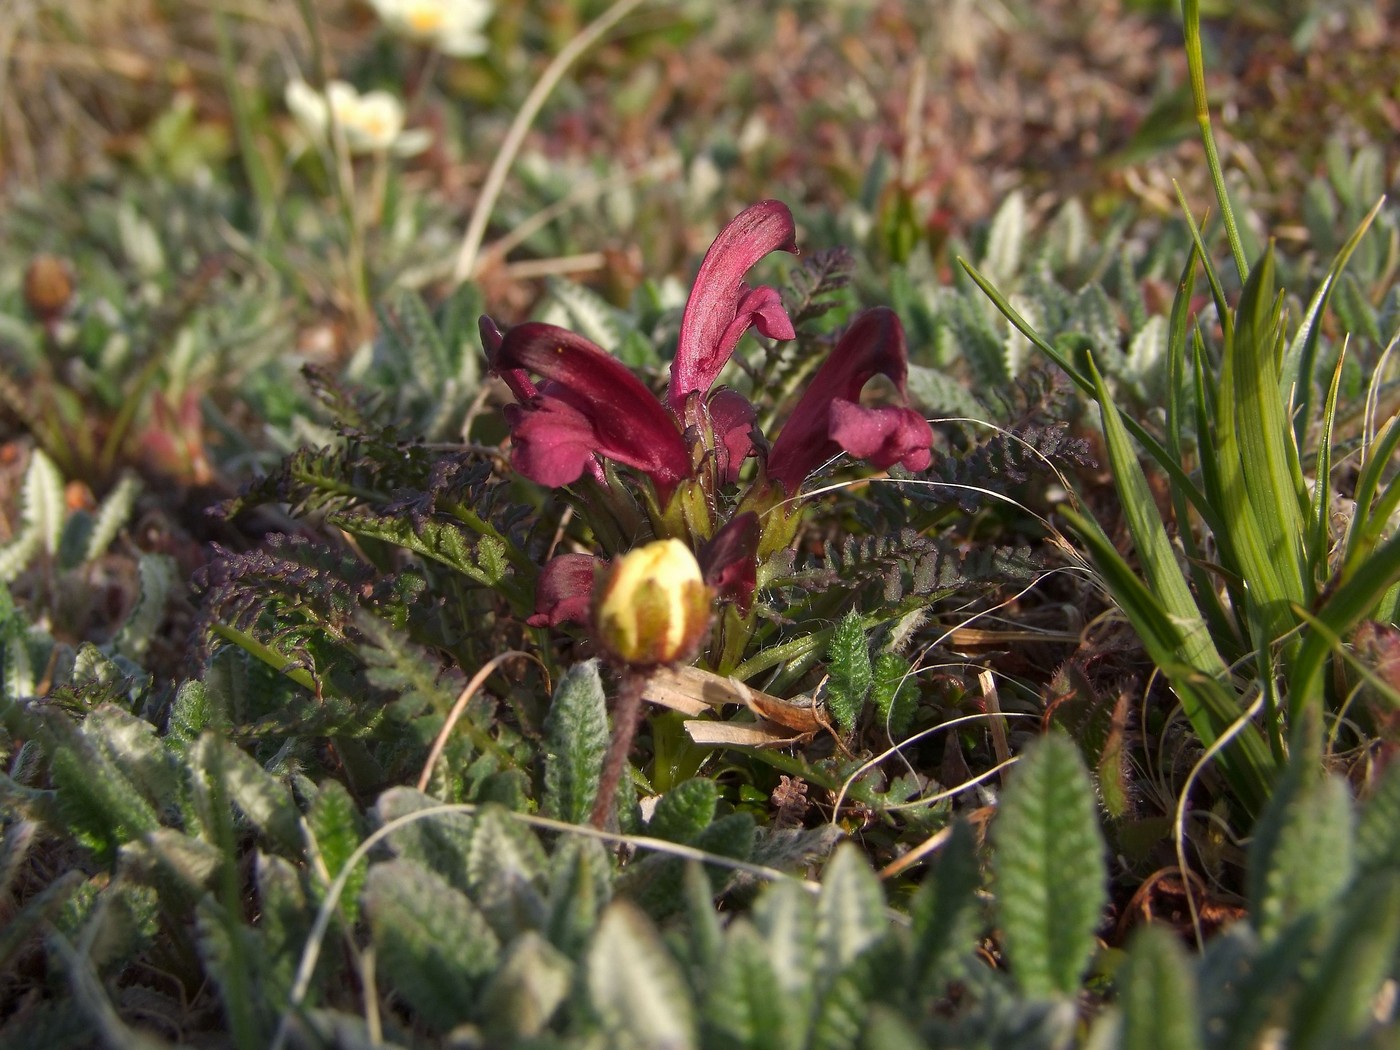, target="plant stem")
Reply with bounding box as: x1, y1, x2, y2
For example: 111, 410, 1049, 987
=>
591, 668, 647, 829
